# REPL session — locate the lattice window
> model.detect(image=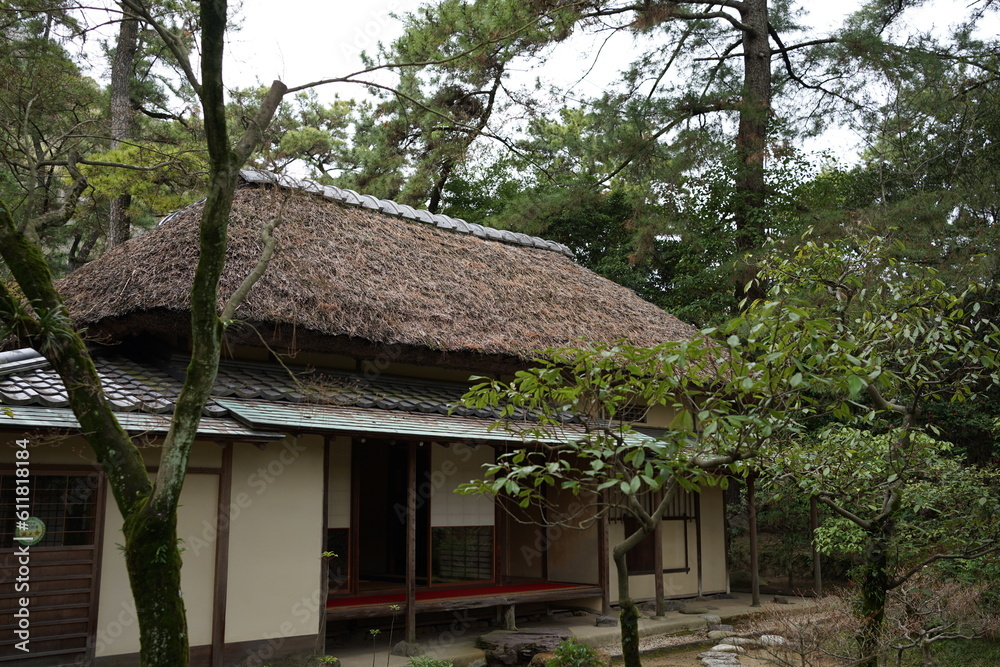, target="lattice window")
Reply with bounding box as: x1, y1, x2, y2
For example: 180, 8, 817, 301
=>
431, 526, 493, 582
607, 487, 696, 523
0, 474, 100, 547
615, 405, 650, 424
